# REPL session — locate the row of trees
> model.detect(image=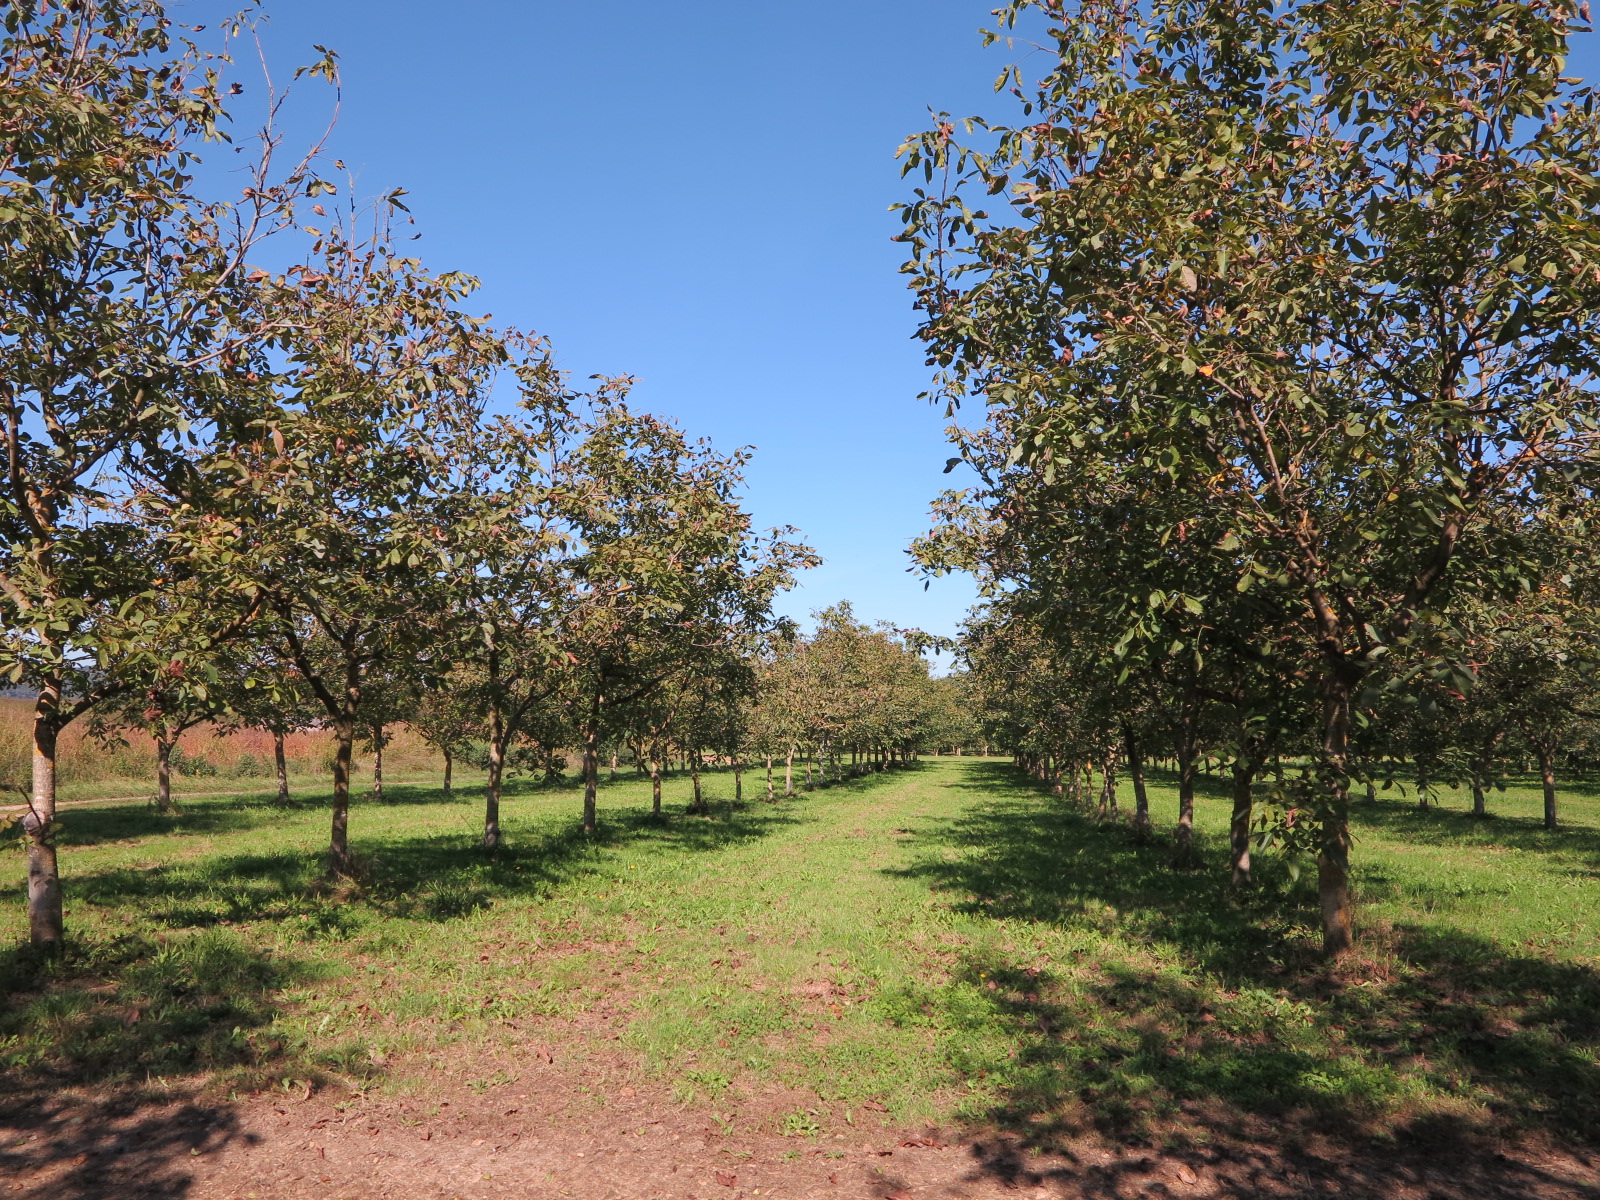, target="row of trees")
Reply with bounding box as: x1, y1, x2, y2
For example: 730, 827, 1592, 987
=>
903, 0, 1600, 954
0, 0, 831, 949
